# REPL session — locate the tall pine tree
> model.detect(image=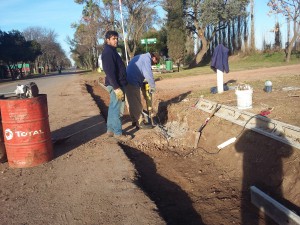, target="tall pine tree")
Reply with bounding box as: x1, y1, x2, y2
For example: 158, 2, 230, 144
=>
165, 0, 186, 70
